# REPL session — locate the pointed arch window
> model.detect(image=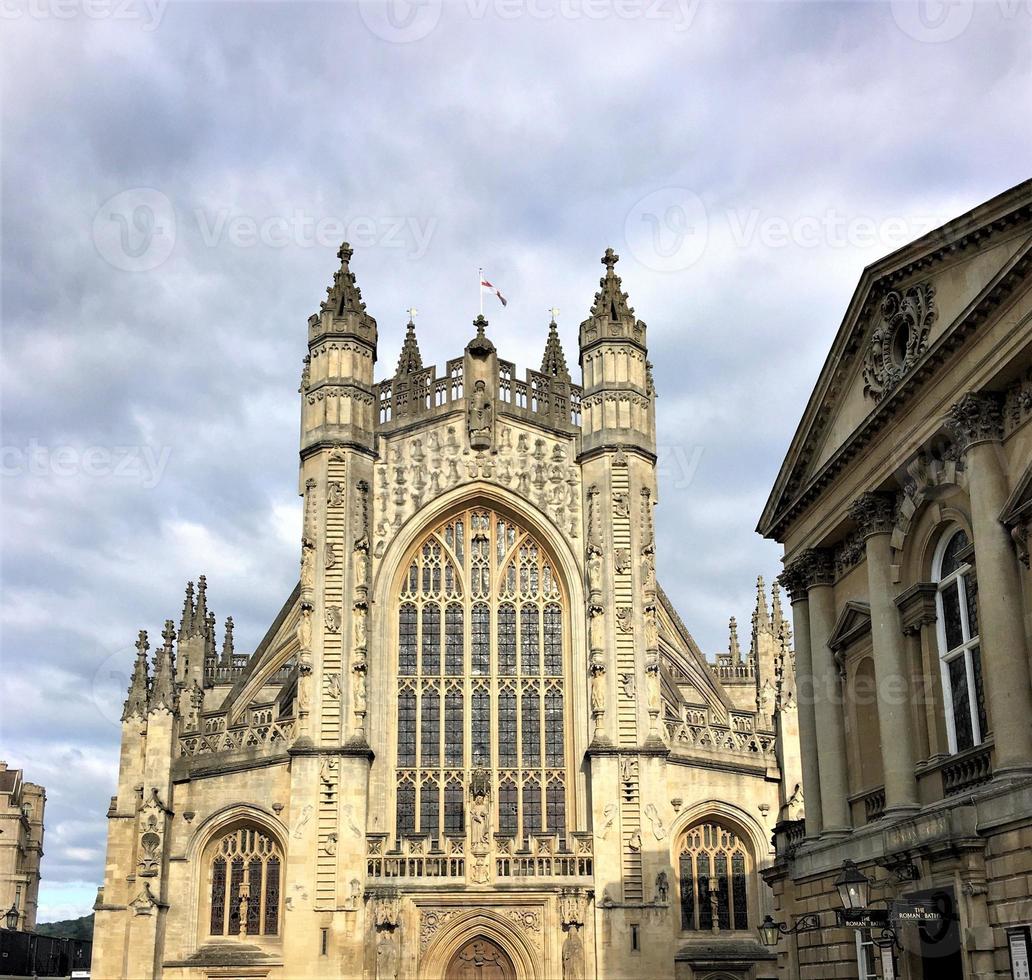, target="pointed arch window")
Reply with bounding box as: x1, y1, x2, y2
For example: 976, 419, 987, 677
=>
677, 822, 751, 932
208, 827, 282, 938
394, 507, 569, 845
